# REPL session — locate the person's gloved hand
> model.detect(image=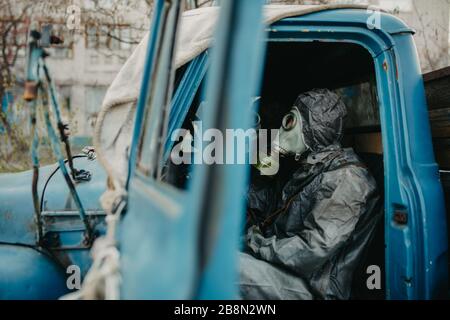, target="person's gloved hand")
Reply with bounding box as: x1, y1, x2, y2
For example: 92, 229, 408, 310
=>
246, 225, 272, 255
